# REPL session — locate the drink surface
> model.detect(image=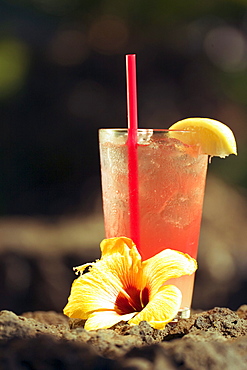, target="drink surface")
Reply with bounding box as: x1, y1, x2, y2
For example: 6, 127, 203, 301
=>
99, 130, 208, 309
